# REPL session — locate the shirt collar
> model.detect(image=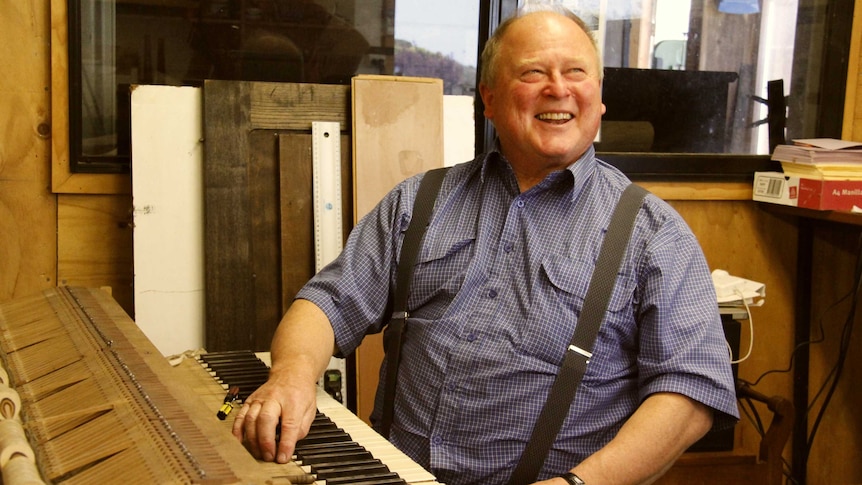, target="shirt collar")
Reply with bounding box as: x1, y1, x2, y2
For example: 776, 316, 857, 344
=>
480, 141, 597, 201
